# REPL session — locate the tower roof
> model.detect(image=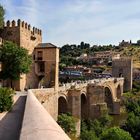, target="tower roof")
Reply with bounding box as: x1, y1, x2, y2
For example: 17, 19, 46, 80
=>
35, 43, 58, 49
